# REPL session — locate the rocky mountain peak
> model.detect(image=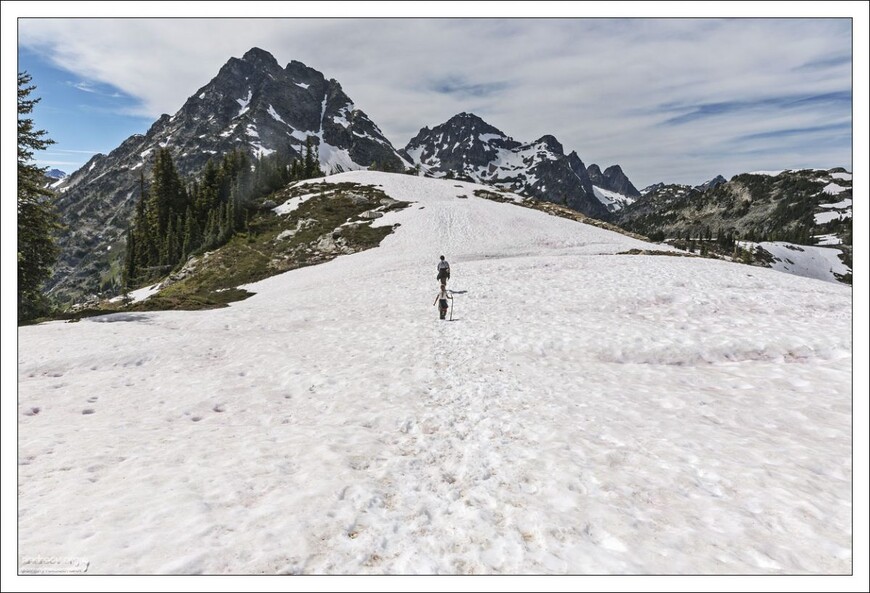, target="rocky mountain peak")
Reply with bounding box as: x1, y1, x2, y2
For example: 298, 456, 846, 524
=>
440, 112, 505, 137
402, 113, 610, 219
696, 175, 727, 191
533, 135, 564, 155
241, 46, 281, 70
602, 165, 640, 198
586, 164, 605, 185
